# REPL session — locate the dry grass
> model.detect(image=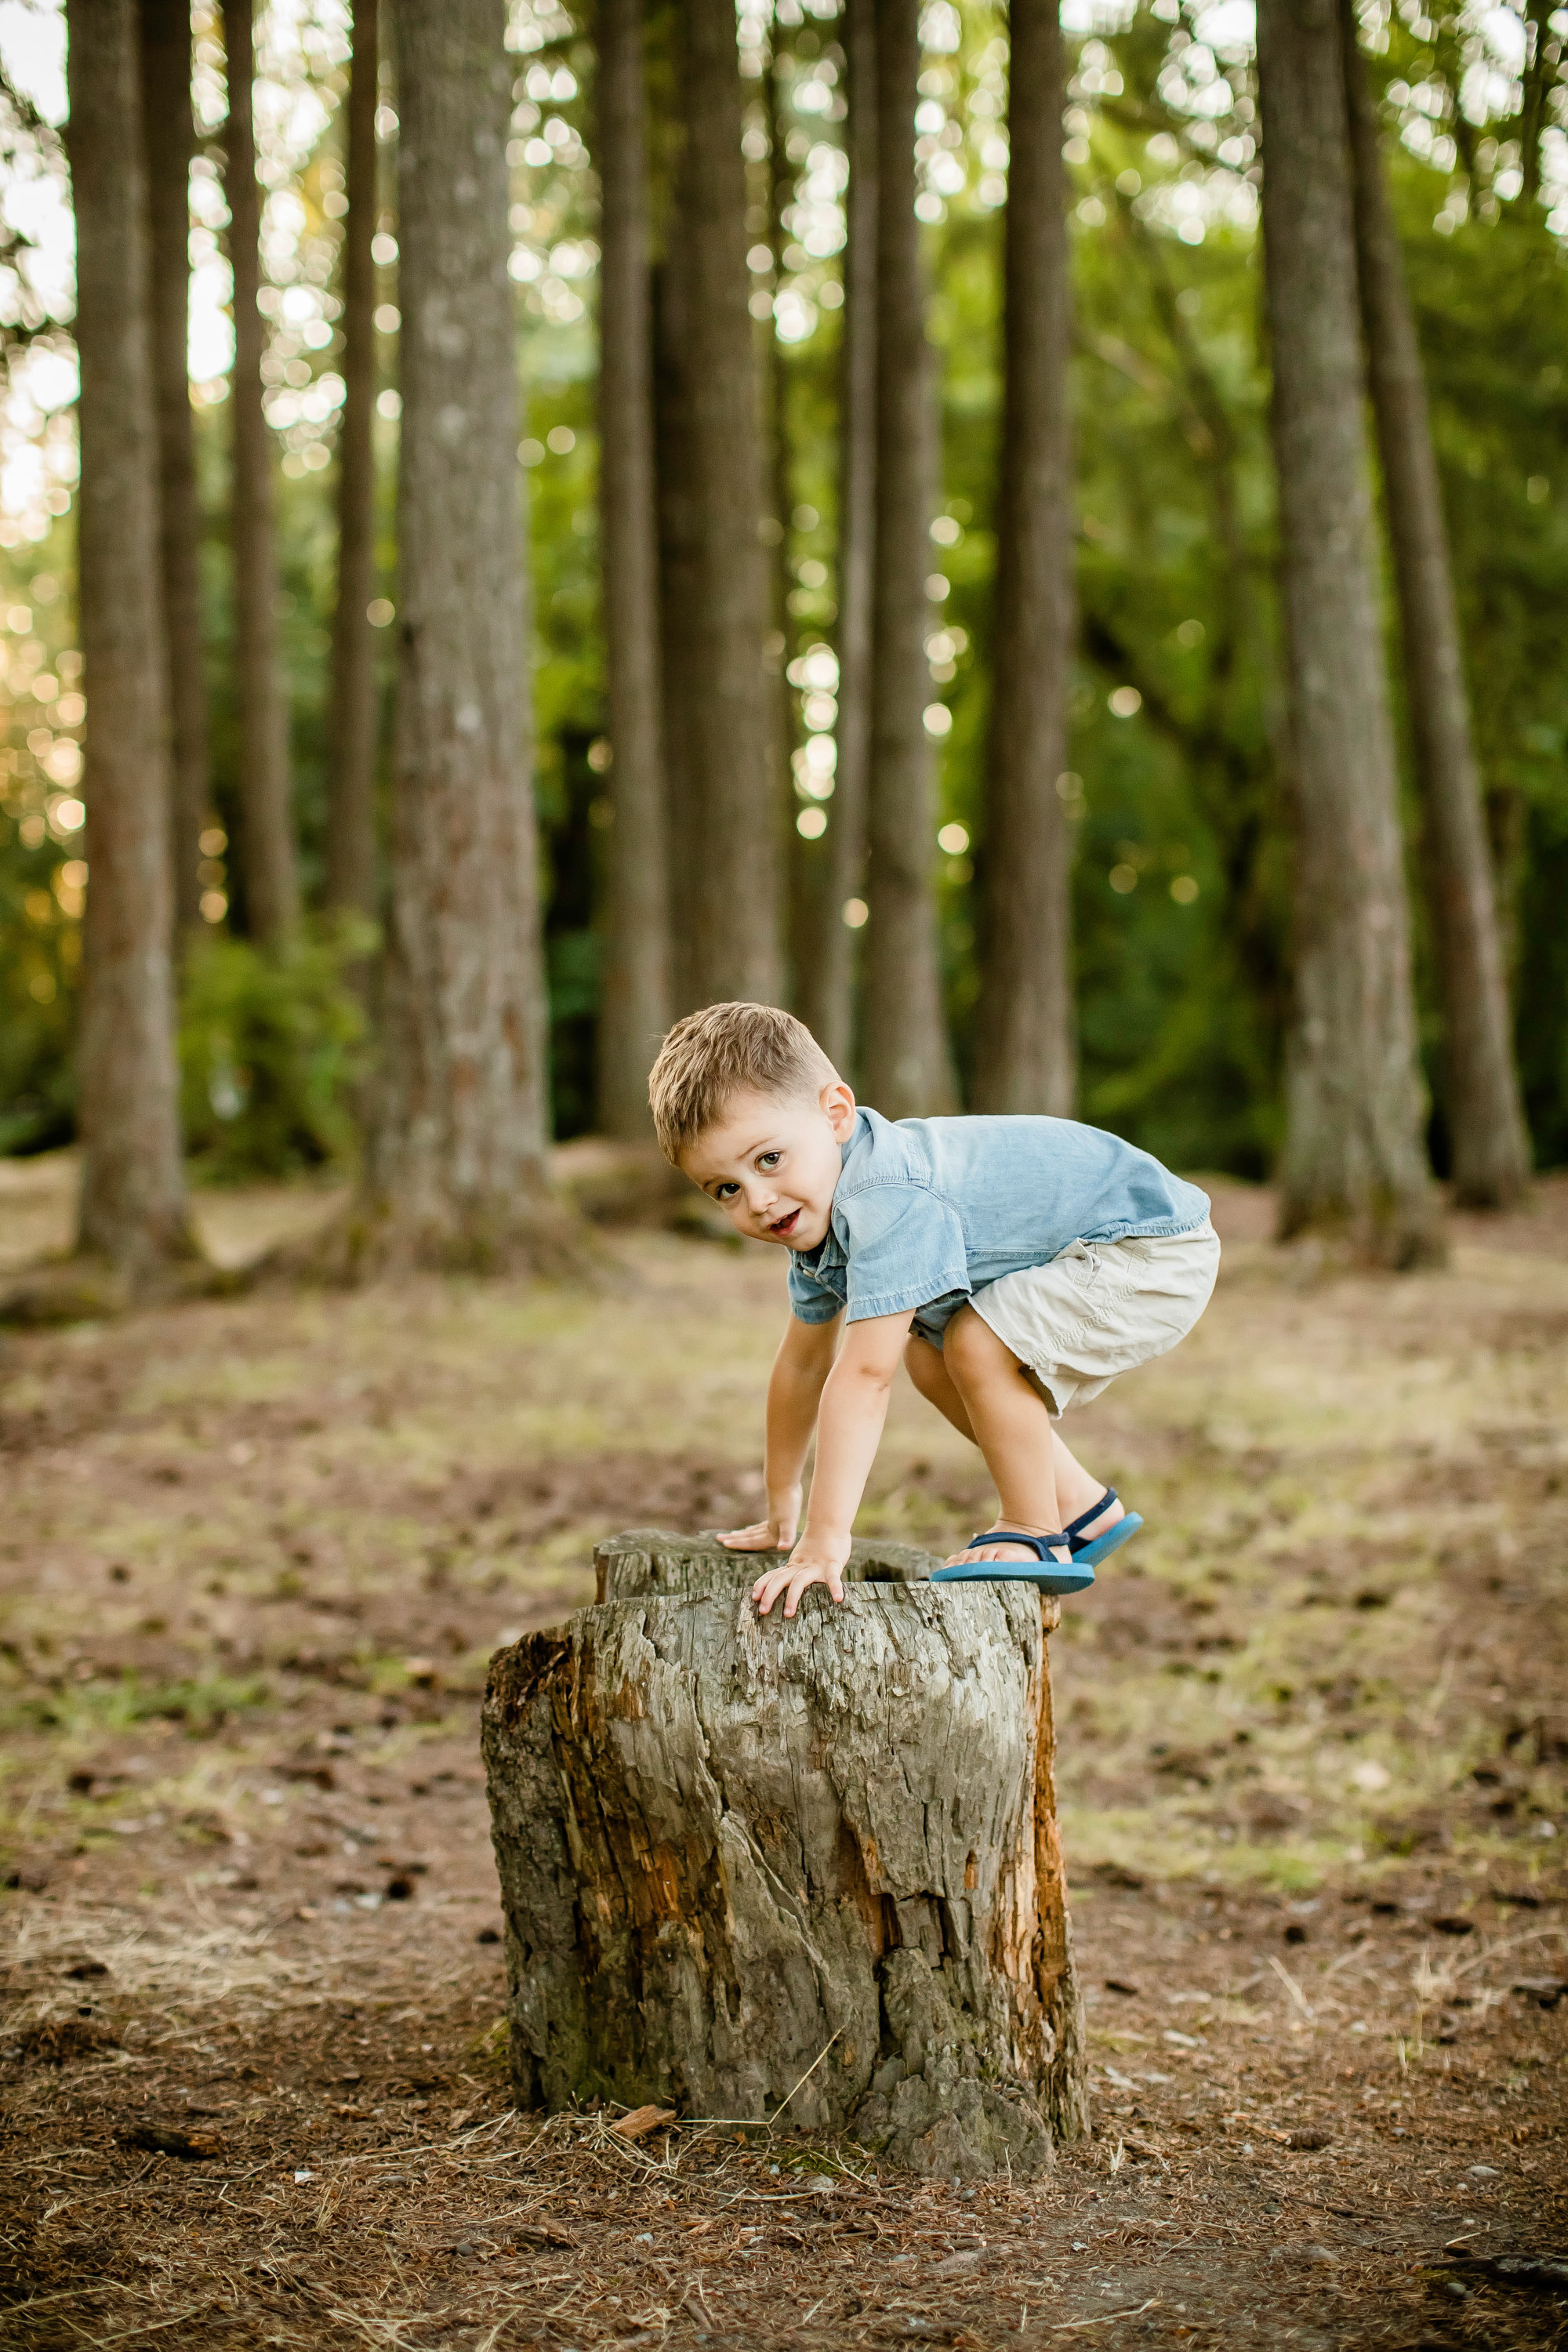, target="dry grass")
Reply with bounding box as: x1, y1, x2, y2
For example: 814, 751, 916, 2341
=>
2, 1174, 1566, 2349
